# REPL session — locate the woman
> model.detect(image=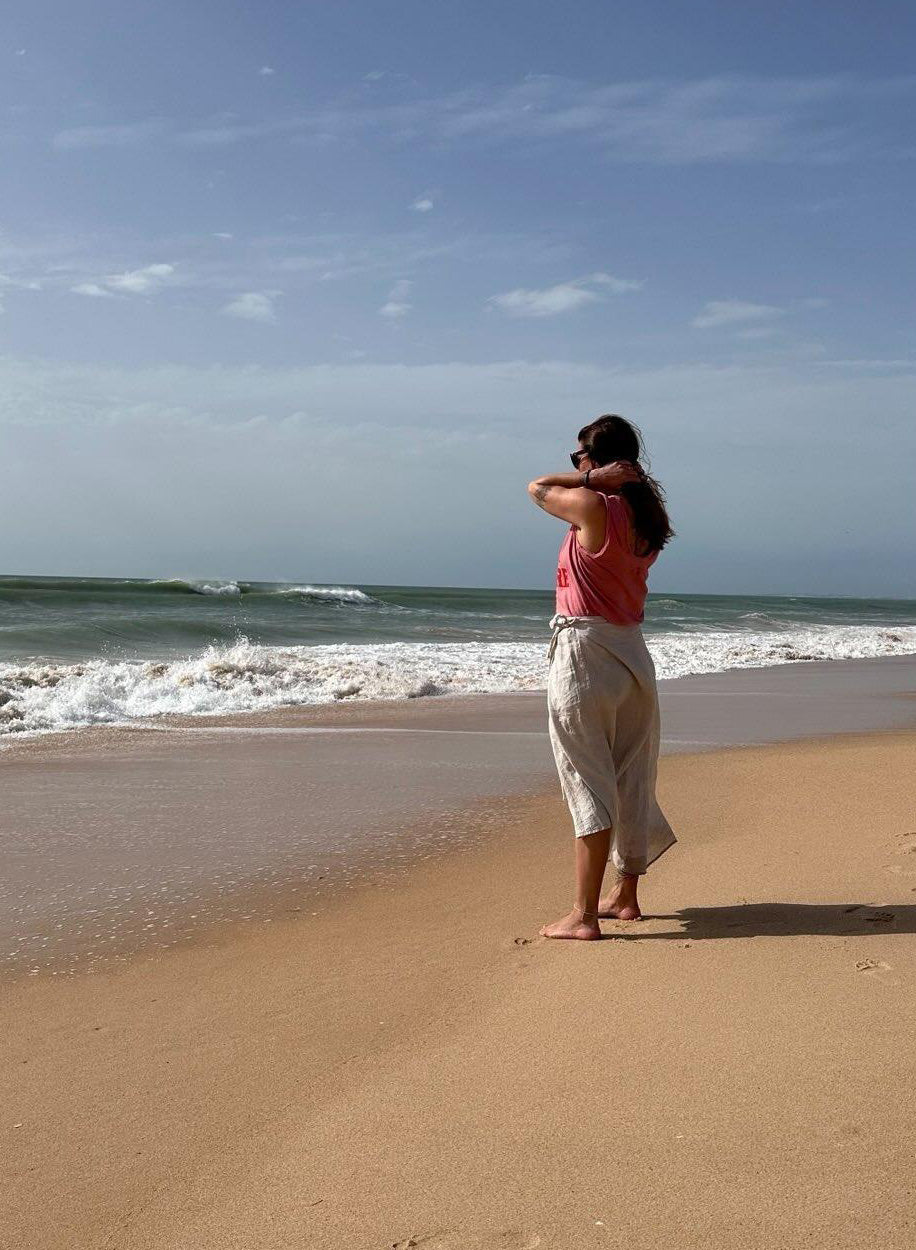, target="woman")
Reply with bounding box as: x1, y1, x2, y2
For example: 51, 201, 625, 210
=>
527, 413, 676, 941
